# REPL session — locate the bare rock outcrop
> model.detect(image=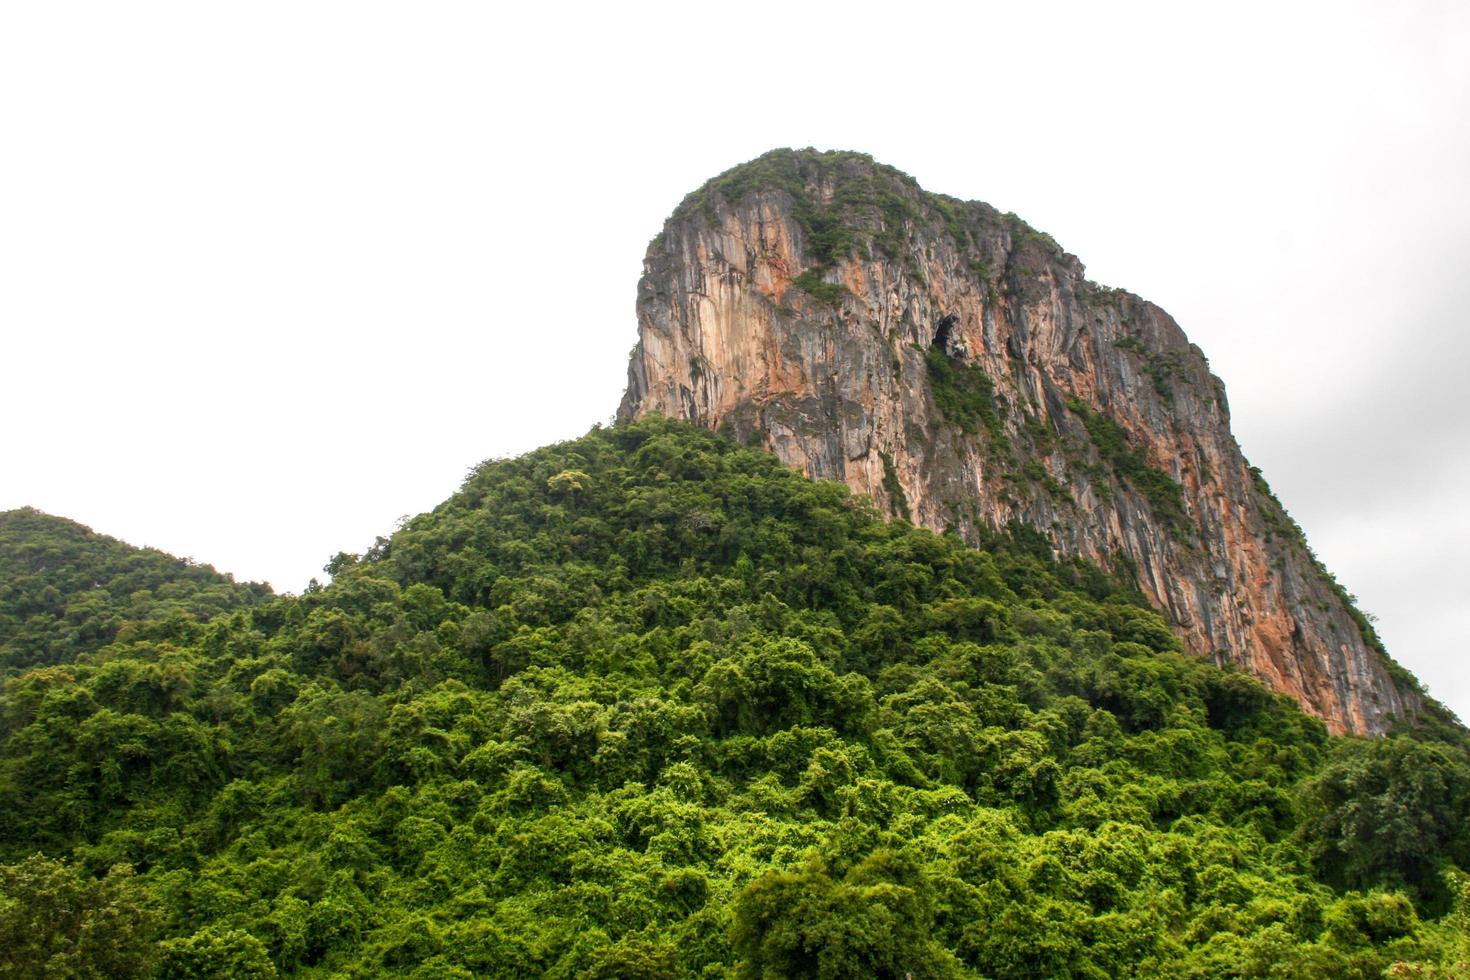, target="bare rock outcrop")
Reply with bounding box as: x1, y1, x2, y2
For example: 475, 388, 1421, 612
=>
619, 149, 1422, 735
